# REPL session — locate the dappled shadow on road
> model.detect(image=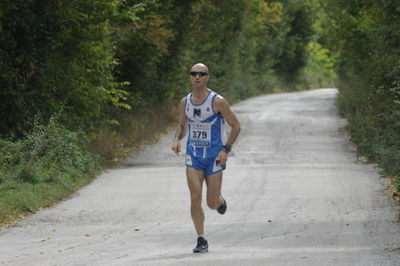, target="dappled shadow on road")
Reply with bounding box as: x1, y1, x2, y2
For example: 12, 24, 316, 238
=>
116, 160, 183, 169
117, 162, 154, 168
113, 128, 185, 170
